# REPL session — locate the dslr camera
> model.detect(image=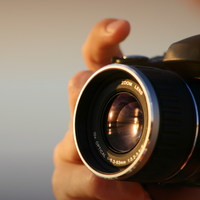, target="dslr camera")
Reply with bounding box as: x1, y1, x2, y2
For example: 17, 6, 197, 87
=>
74, 35, 200, 186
